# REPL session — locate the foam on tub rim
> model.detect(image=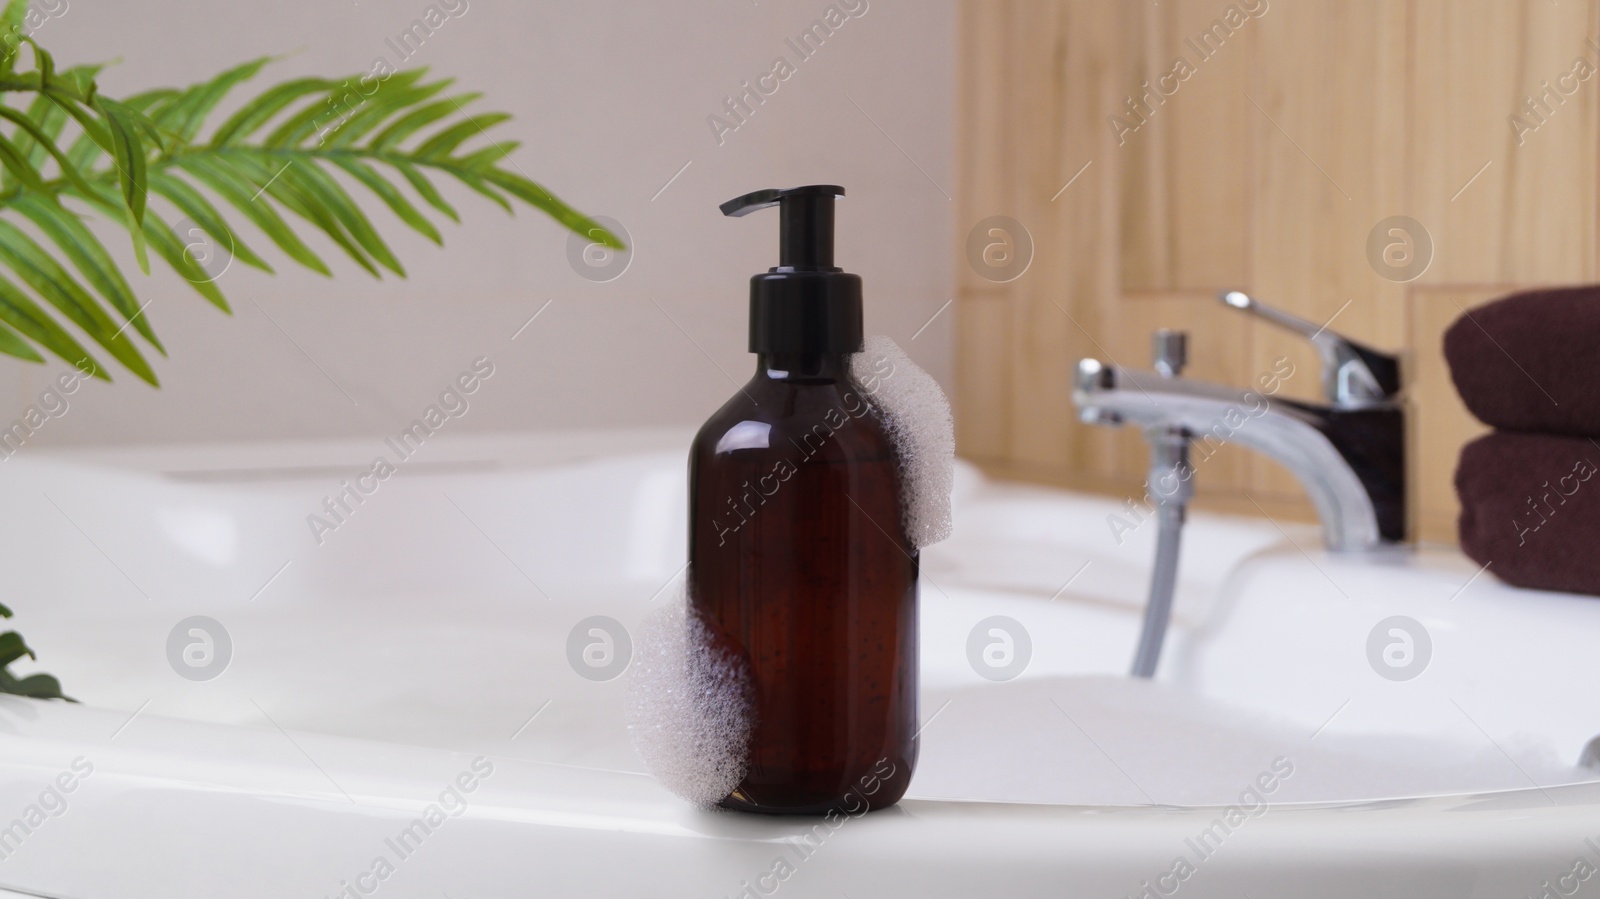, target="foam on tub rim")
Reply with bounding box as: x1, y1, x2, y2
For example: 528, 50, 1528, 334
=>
625, 589, 752, 807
